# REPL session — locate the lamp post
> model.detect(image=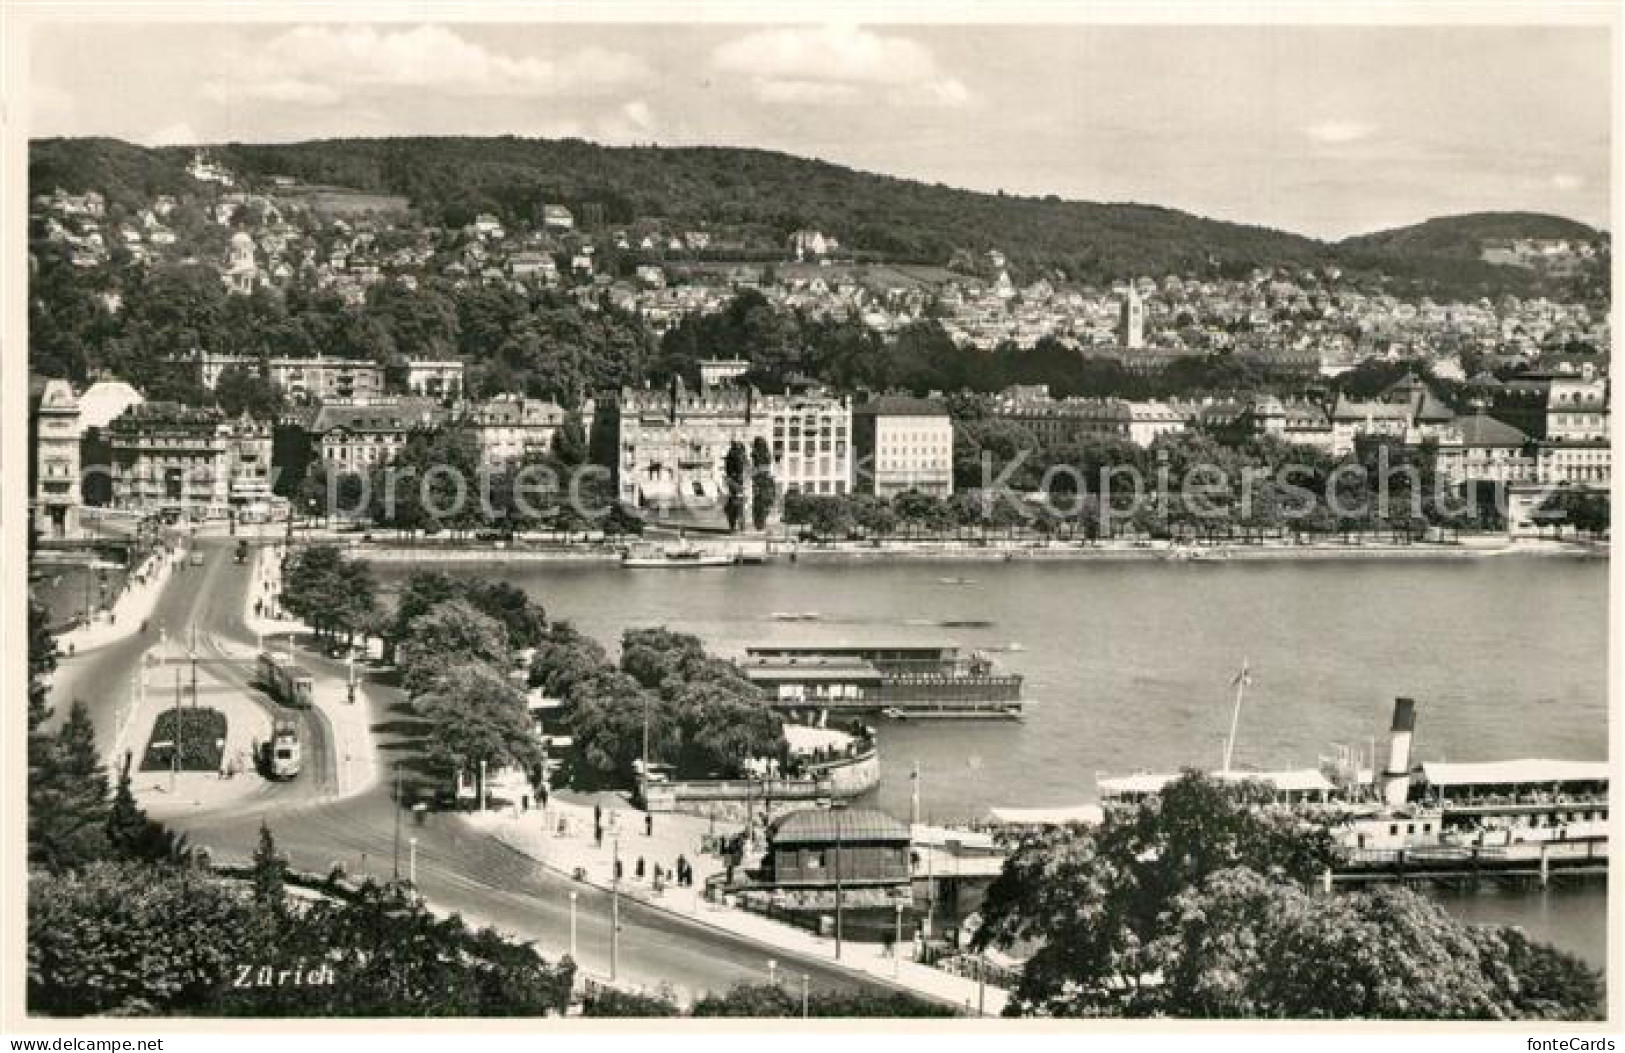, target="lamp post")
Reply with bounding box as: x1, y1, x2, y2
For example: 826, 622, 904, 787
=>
767, 959, 777, 987
393, 762, 403, 880
977, 950, 987, 1017
611, 837, 621, 982
833, 814, 844, 961
569, 891, 578, 960
408, 836, 418, 886
893, 901, 904, 978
